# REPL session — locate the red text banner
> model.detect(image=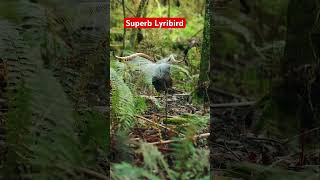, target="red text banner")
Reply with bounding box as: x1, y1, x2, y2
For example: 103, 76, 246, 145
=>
124, 18, 186, 28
